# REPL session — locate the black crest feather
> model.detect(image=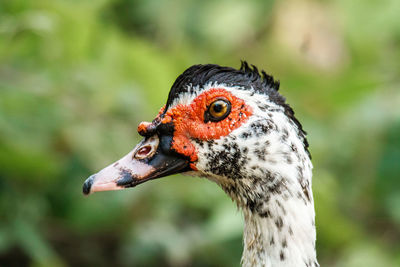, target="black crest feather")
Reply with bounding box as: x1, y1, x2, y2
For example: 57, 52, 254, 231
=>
166, 61, 280, 109
239, 61, 280, 91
